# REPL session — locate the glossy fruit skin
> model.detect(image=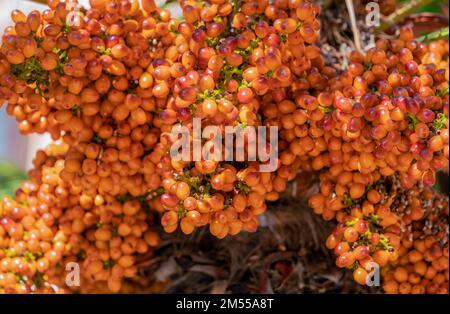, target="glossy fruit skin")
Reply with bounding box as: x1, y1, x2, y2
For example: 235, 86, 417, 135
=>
0, 0, 448, 295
